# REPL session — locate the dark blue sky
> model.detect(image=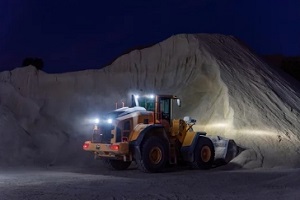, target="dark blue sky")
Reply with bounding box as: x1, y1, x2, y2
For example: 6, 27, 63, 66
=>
1, 0, 300, 73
